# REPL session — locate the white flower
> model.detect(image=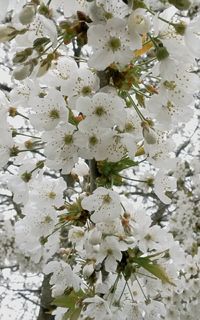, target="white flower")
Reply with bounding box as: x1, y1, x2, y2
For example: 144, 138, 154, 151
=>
145, 134, 176, 169
52, 307, 67, 320
128, 8, 151, 35
9, 79, 41, 108
23, 205, 58, 237
95, 0, 130, 19
15, 14, 57, 47
30, 14, 57, 46
29, 89, 68, 131
81, 187, 122, 223
68, 226, 85, 249
71, 159, 90, 176
102, 132, 137, 162
44, 57, 78, 91
30, 176, 66, 207
83, 263, 95, 278
145, 300, 166, 319
74, 127, 113, 161
76, 92, 126, 130
165, 306, 180, 320
43, 124, 79, 174
123, 108, 143, 141
7, 159, 42, 204
44, 260, 81, 296
146, 92, 194, 130
83, 295, 112, 319
96, 236, 128, 272
160, 69, 199, 106
63, 68, 100, 108
0, 129, 16, 169
135, 224, 167, 252
87, 17, 138, 70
